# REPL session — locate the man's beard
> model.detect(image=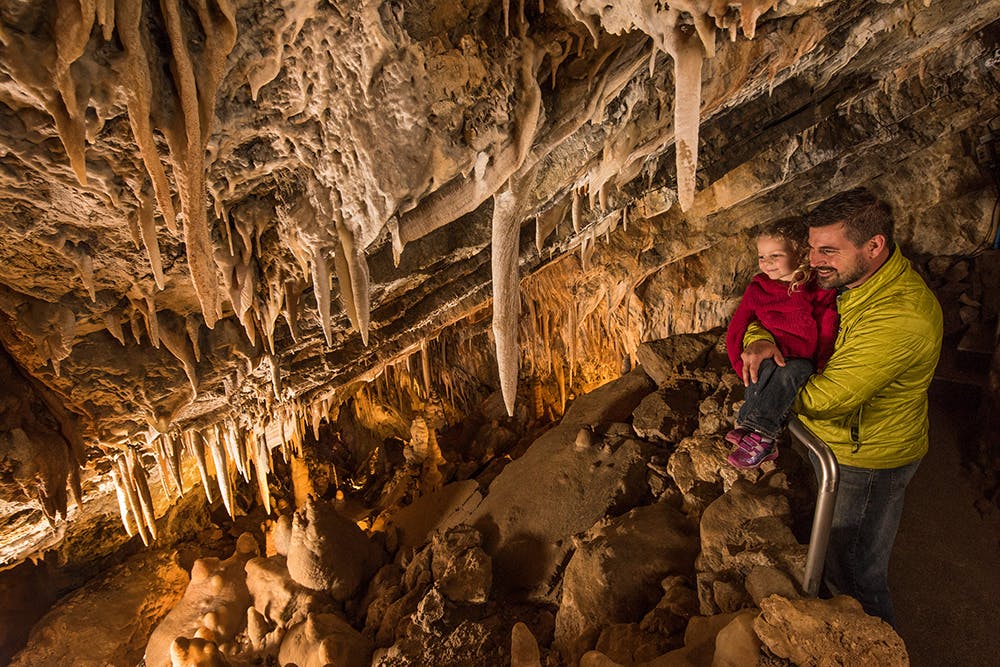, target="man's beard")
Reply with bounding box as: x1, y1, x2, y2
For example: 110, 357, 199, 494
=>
813, 259, 870, 289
